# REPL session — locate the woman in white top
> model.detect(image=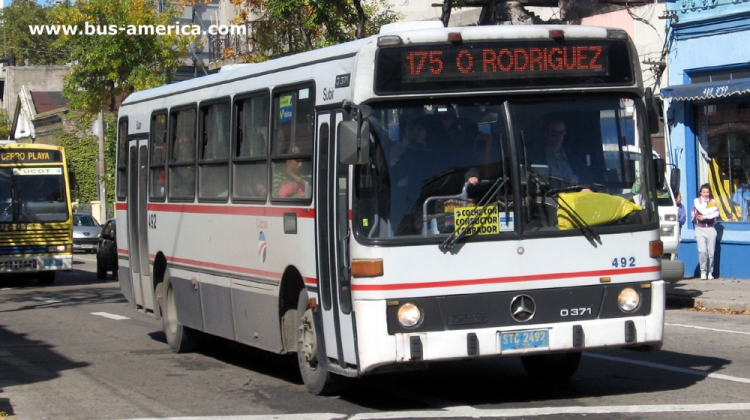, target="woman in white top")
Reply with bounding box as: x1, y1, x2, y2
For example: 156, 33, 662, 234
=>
693, 183, 720, 280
